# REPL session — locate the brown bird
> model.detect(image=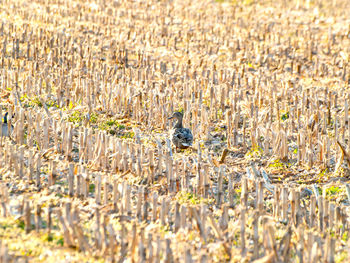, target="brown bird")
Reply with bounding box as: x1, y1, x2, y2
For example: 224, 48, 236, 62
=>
168, 112, 193, 151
